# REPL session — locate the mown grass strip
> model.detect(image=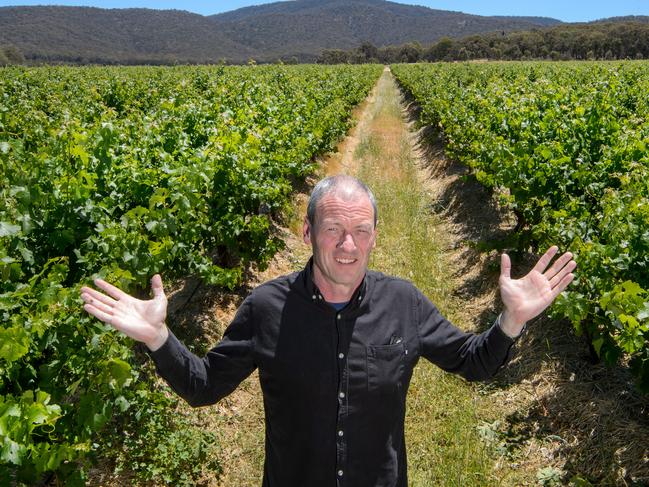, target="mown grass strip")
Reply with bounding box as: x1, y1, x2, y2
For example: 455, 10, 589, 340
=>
355, 70, 503, 486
